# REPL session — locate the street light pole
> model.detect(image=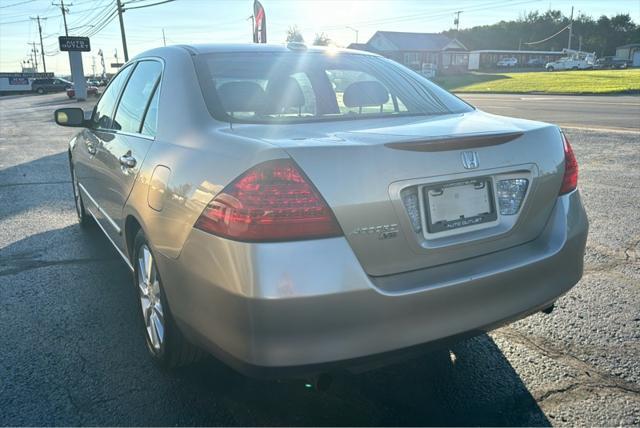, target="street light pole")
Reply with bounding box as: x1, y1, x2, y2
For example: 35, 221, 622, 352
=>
346, 26, 359, 43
